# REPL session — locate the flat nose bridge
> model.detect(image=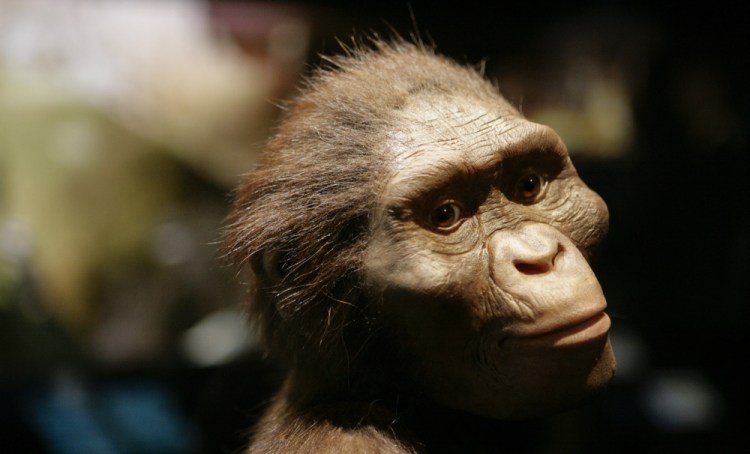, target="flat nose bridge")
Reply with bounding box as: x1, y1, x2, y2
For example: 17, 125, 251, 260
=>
488, 224, 562, 280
